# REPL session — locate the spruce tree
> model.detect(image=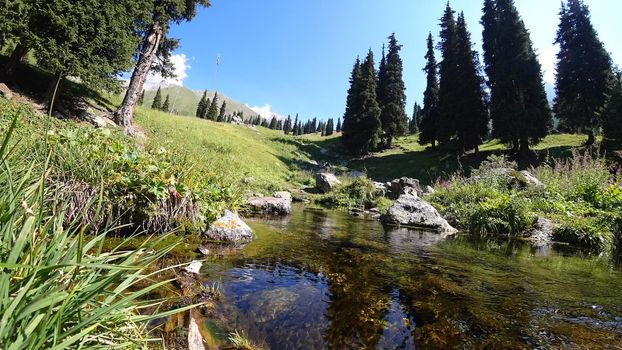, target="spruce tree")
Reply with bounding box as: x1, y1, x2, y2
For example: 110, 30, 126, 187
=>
410, 103, 422, 134
377, 34, 409, 148
152, 87, 162, 110
554, 0, 612, 144
269, 116, 278, 129
419, 33, 440, 148
207, 92, 219, 120
345, 50, 382, 156
293, 114, 299, 135
602, 71, 622, 147
218, 101, 227, 122
342, 58, 362, 152
284, 115, 292, 134
436, 4, 461, 145
454, 12, 488, 153
162, 94, 170, 112
326, 118, 335, 136
336, 118, 342, 133
203, 98, 211, 119
196, 90, 207, 117
482, 0, 552, 153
